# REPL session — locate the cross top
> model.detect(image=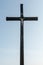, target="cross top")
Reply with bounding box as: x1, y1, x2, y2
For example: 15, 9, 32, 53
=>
20, 4, 23, 17
6, 4, 38, 21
